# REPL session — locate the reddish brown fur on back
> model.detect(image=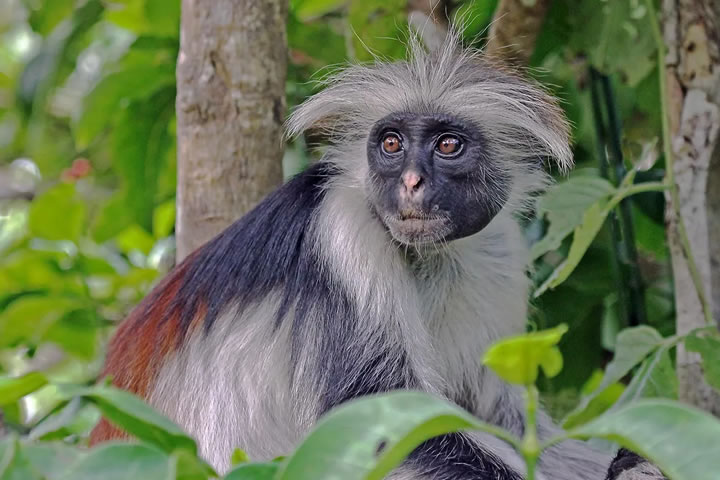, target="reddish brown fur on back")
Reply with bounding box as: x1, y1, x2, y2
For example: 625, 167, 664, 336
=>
89, 254, 204, 446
